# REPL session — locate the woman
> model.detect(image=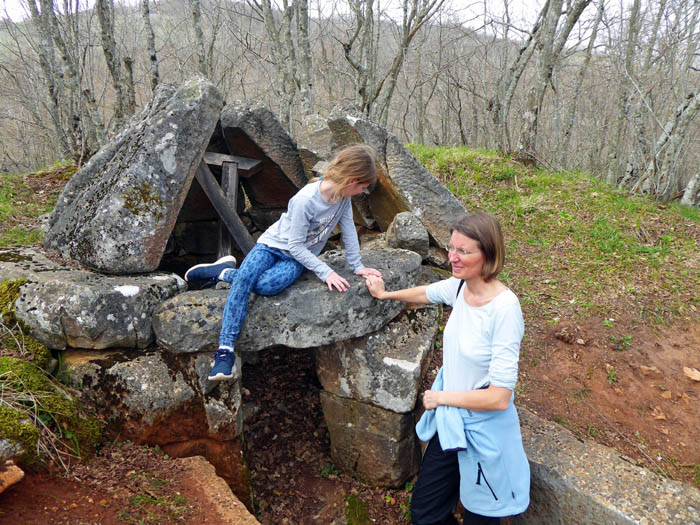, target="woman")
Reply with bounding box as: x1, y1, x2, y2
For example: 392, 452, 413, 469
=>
364, 213, 529, 524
